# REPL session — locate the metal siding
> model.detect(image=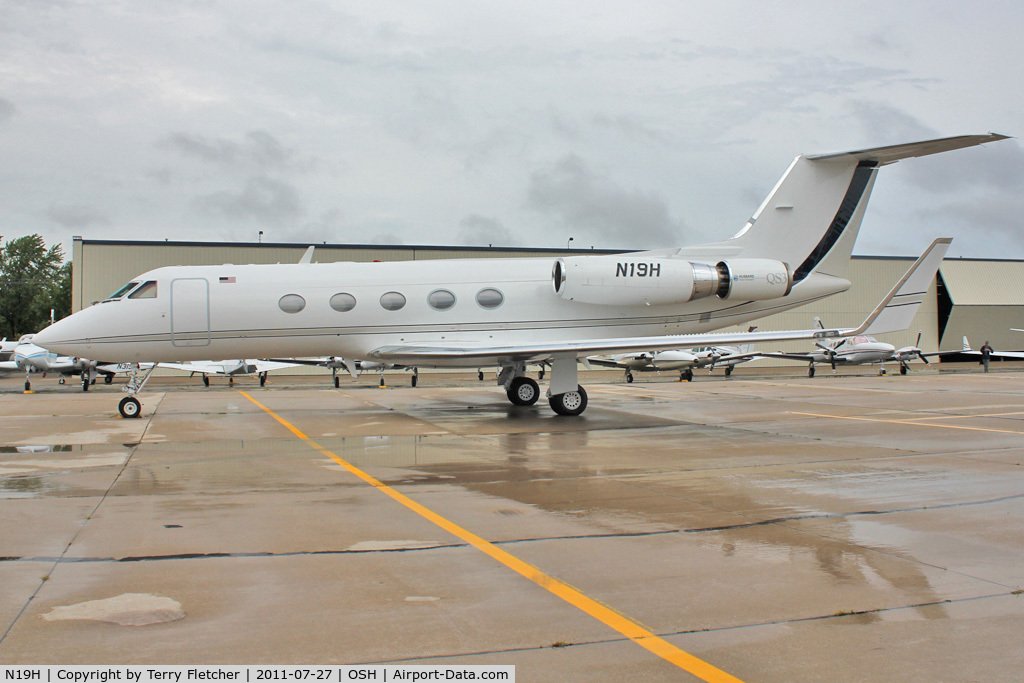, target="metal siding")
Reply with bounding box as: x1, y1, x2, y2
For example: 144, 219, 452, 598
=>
939, 260, 1024, 306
